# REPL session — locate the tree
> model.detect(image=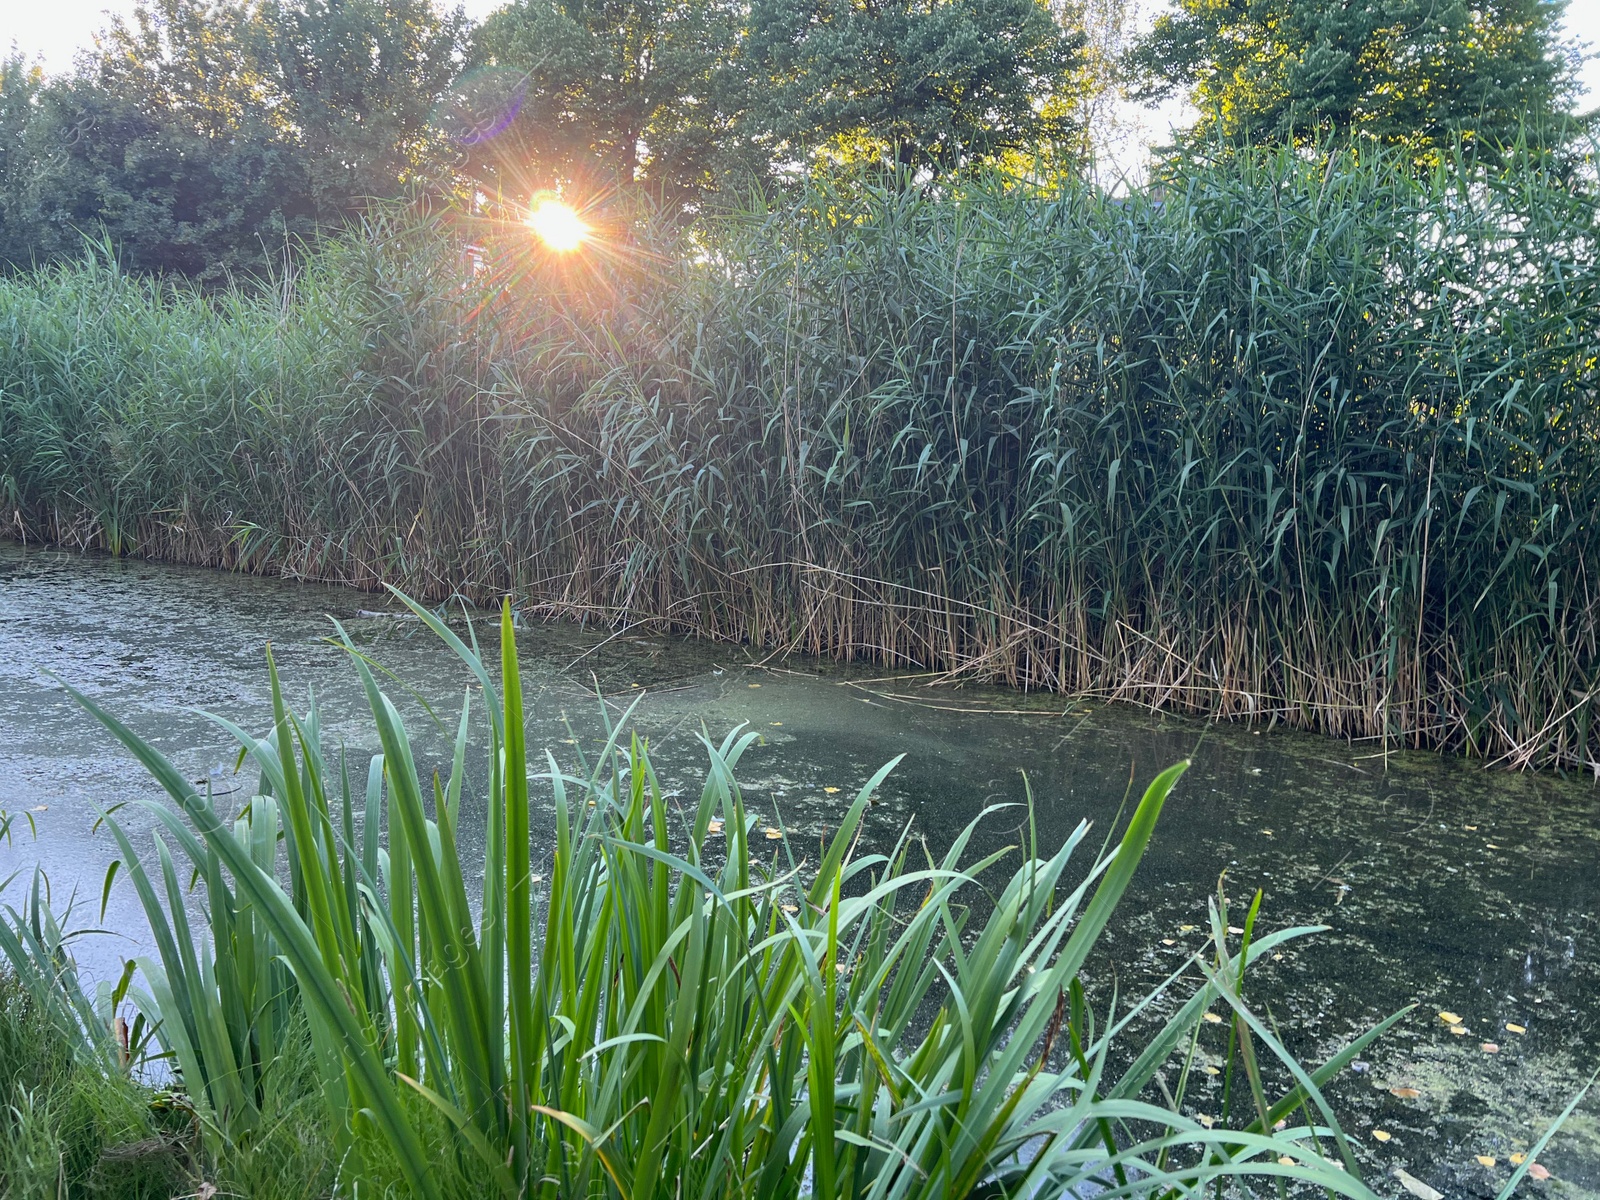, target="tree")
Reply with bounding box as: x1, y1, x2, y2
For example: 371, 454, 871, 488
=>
1, 0, 466, 277
41, 0, 310, 276
742, 0, 1088, 179
250, 0, 468, 222
0, 54, 57, 266
1131, 0, 1579, 159
469, 0, 745, 207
